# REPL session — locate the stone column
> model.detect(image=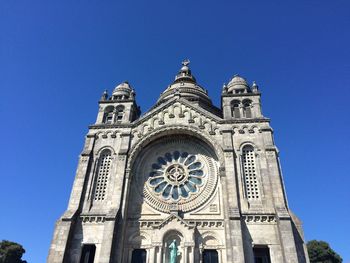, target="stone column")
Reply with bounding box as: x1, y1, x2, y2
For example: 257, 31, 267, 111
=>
219, 248, 223, 263
183, 246, 188, 263
149, 247, 155, 263
156, 246, 162, 263
188, 246, 194, 263
146, 248, 150, 263
239, 105, 244, 118
199, 245, 203, 263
